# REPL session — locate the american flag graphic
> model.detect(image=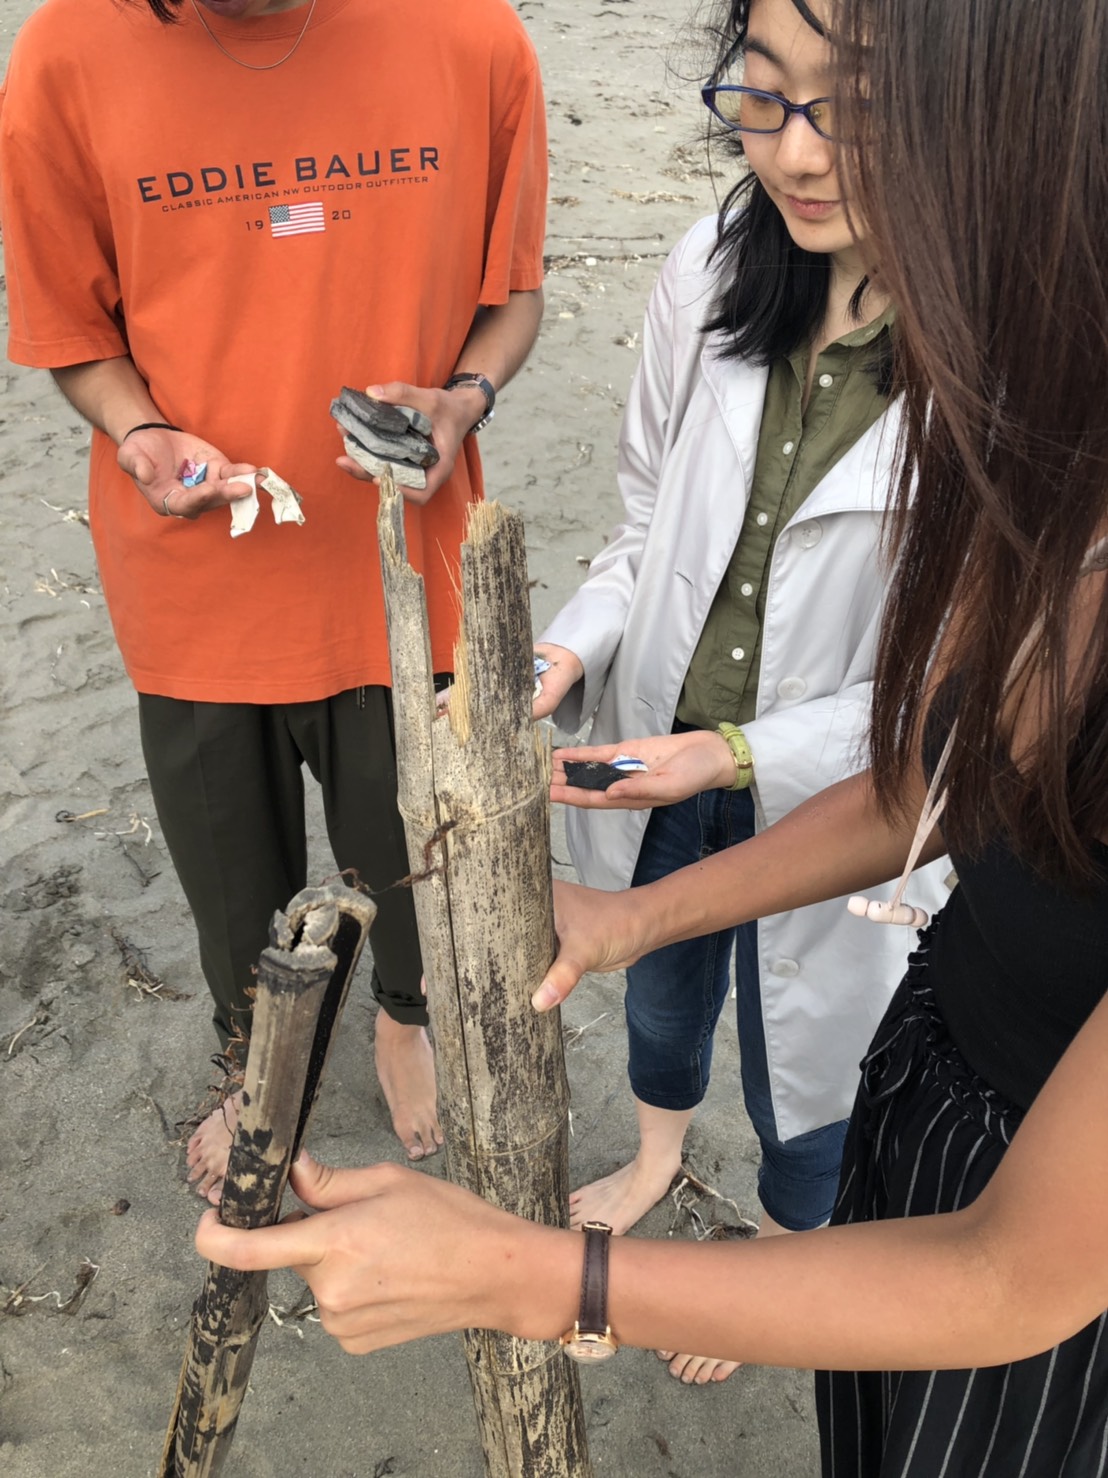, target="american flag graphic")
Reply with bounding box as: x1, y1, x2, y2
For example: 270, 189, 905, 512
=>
268, 202, 326, 239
